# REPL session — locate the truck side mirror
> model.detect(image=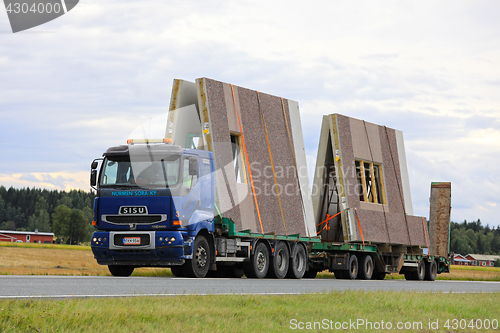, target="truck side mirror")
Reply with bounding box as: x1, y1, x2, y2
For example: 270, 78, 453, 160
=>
90, 170, 97, 187
189, 157, 198, 176
91, 161, 99, 169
